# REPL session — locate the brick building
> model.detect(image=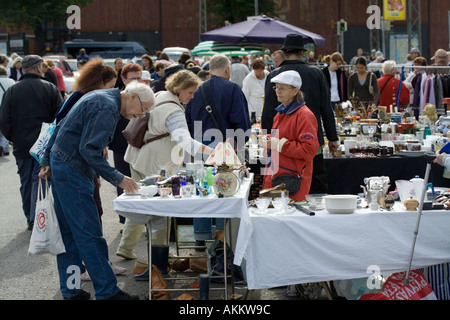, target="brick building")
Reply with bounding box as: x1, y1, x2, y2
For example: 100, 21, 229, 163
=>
1, 0, 449, 62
